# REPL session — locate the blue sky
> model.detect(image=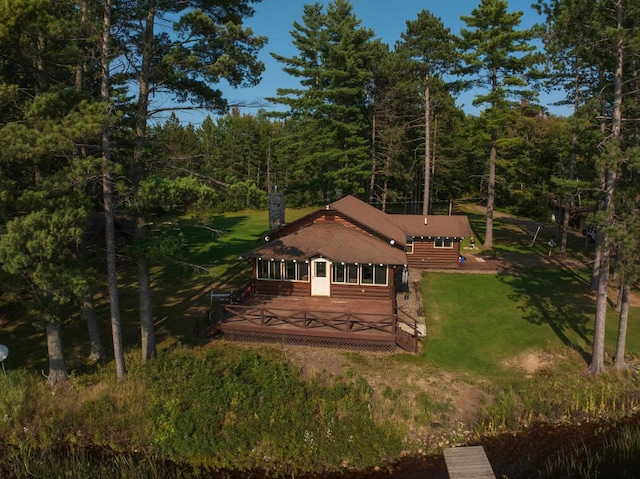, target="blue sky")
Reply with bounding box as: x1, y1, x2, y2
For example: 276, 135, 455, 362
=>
175, 0, 569, 124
